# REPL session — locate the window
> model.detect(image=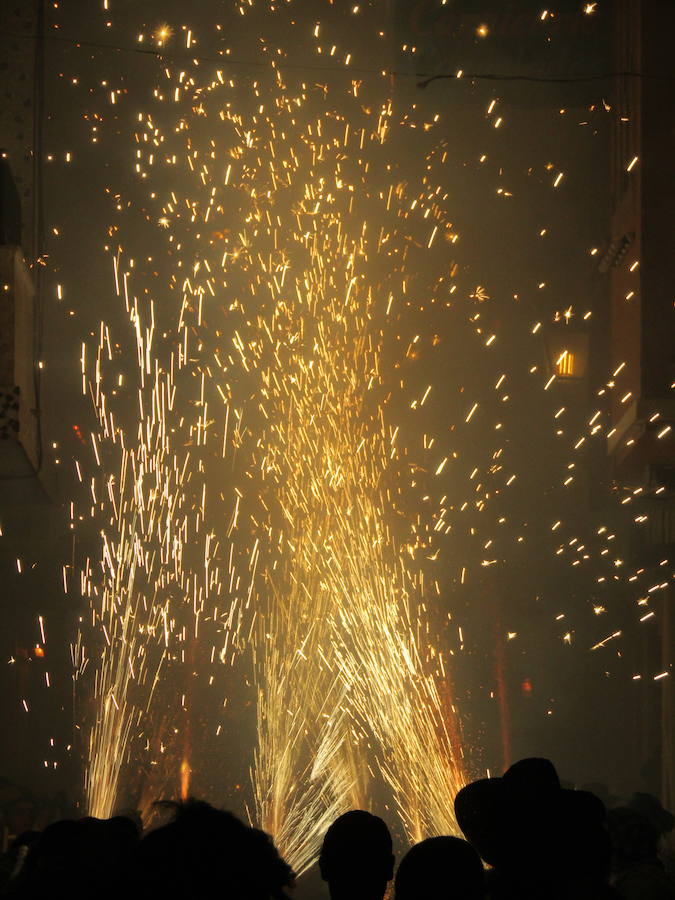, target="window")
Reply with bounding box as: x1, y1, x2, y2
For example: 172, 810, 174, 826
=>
556, 350, 575, 377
